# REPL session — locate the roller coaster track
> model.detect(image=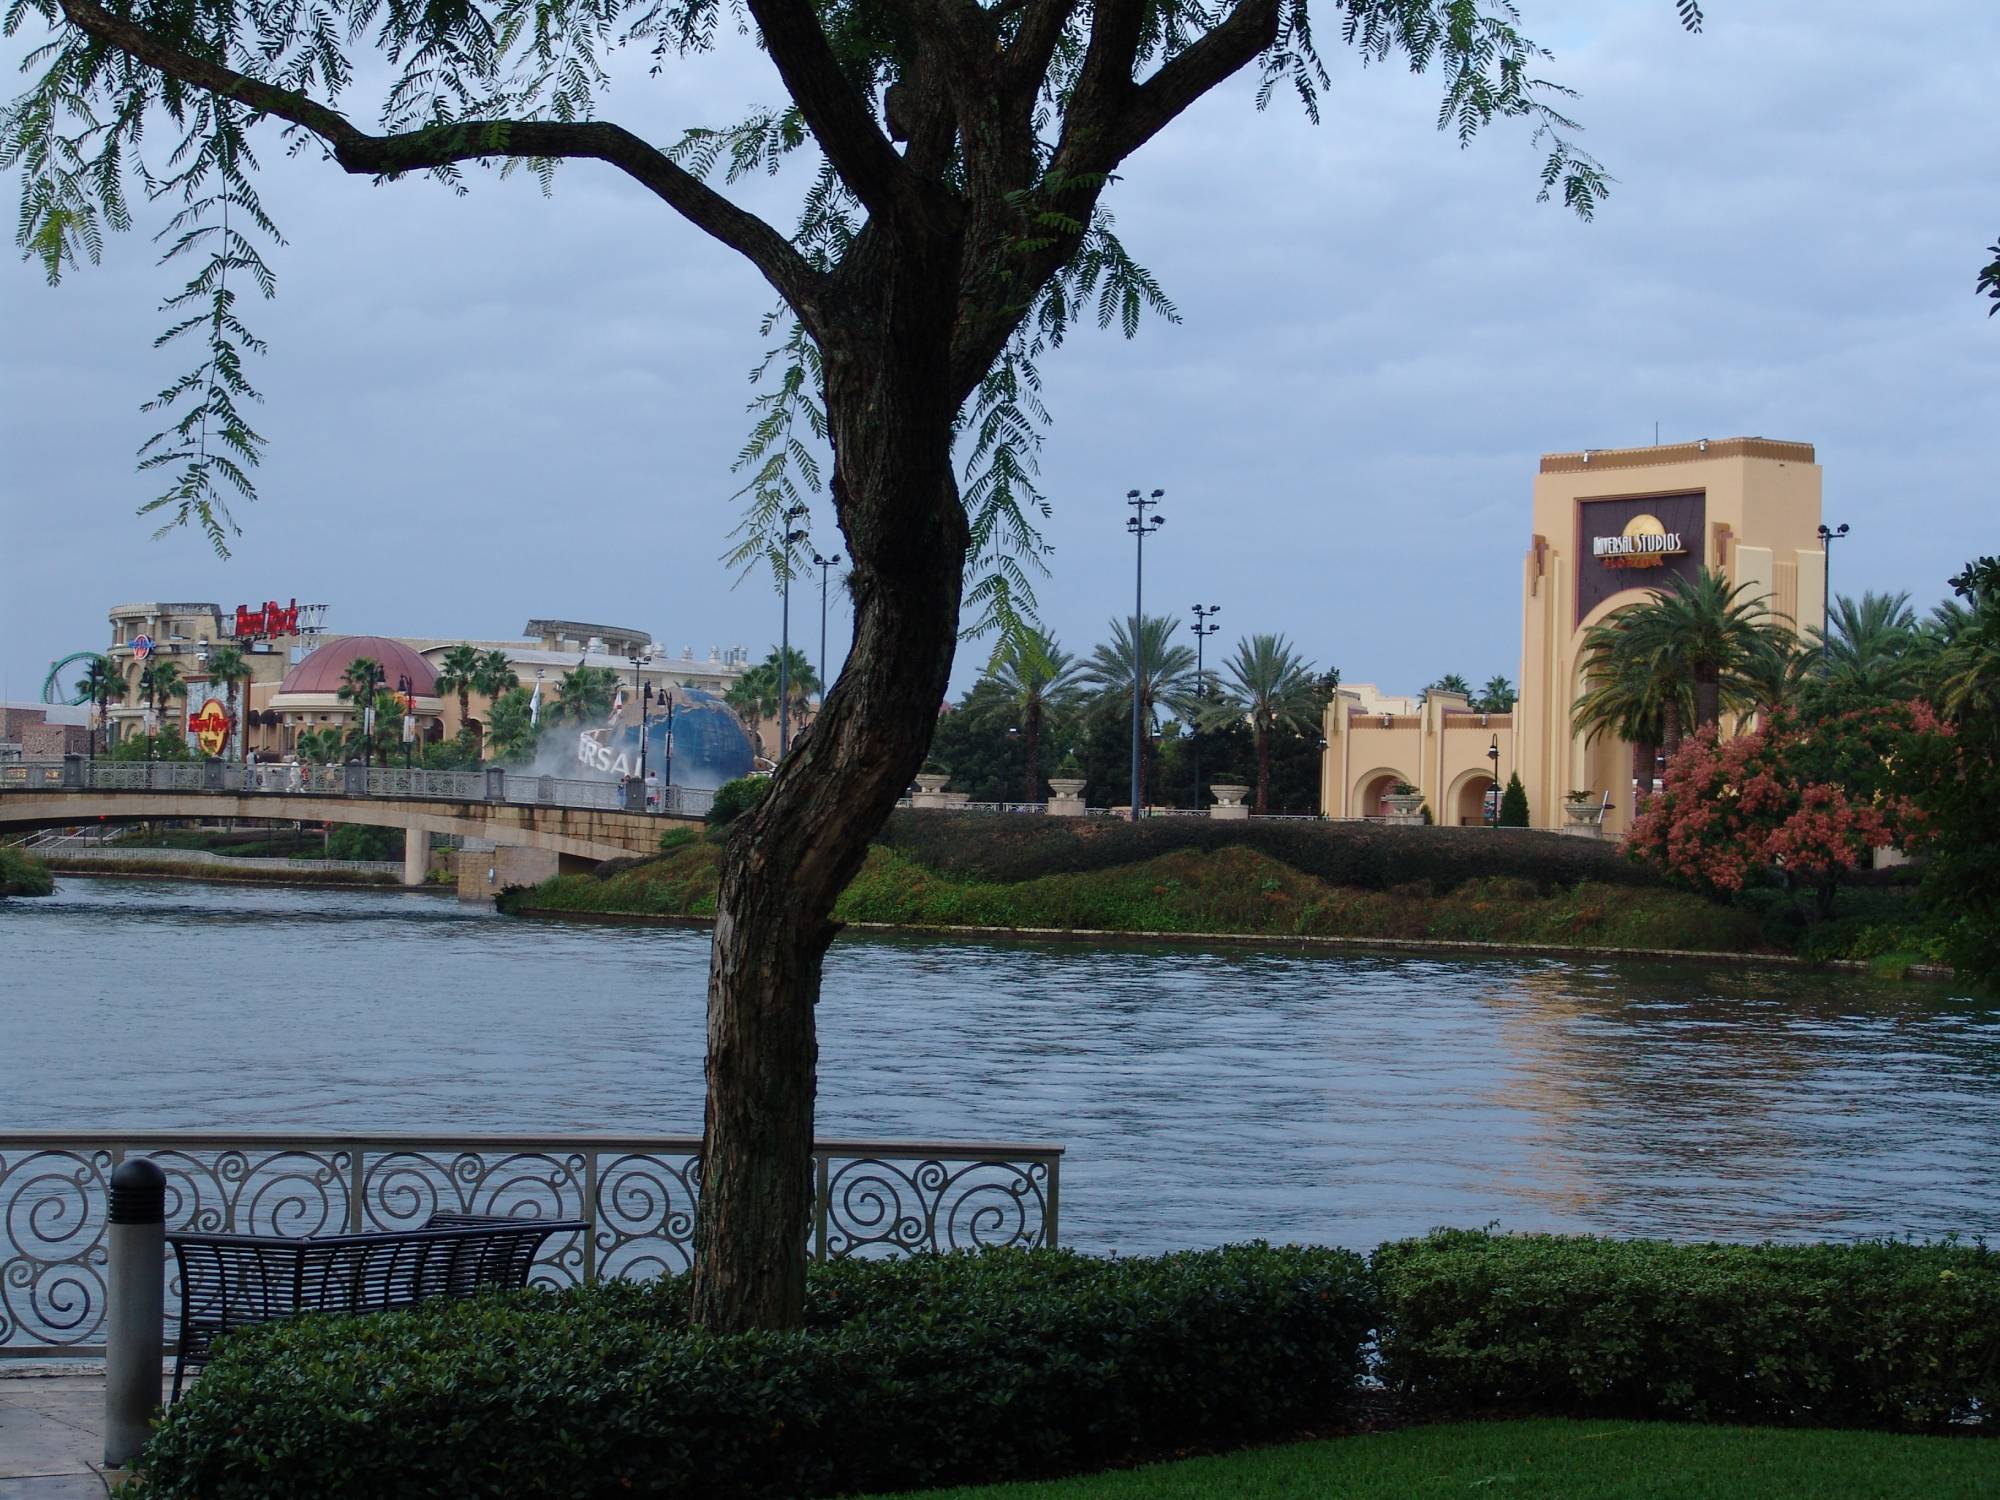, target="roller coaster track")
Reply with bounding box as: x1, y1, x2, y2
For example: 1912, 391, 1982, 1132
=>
41, 652, 101, 705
